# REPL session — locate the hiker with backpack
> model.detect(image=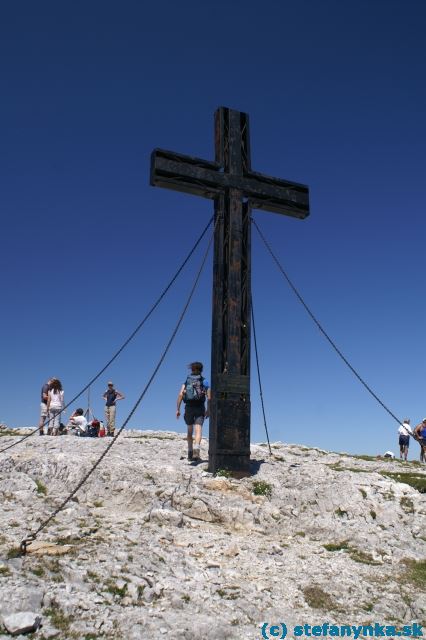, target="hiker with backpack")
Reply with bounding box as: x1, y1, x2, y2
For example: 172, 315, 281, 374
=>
87, 418, 101, 438
176, 361, 211, 461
